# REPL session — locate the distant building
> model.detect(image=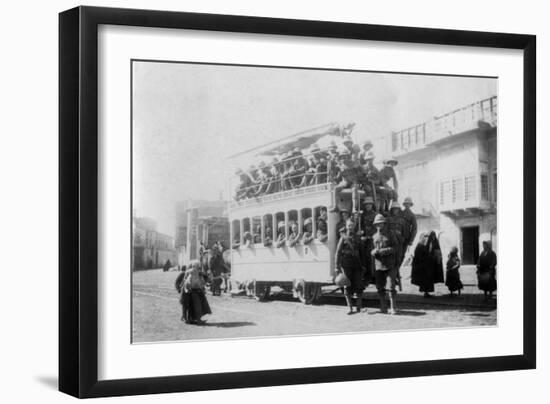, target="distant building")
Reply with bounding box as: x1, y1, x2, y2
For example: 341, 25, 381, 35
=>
133, 216, 176, 270
390, 96, 497, 264
175, 199, 229, 265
